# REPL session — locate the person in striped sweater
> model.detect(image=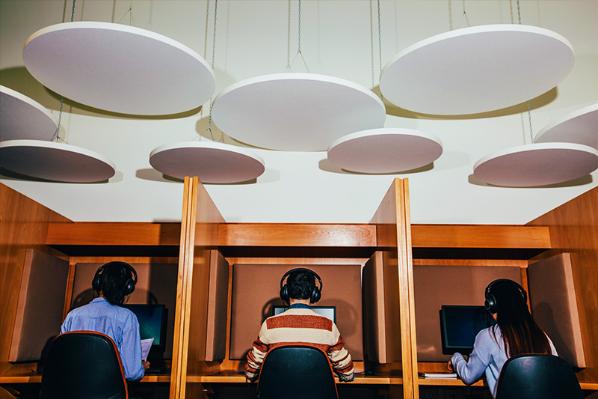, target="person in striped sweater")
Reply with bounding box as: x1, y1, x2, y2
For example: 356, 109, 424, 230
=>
245, 268, 355, 382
